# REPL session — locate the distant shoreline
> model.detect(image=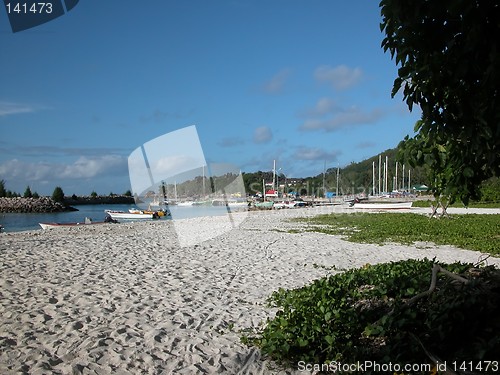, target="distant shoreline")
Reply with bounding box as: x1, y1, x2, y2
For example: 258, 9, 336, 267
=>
0, 197, 75, 213
0, 195, 135, 213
